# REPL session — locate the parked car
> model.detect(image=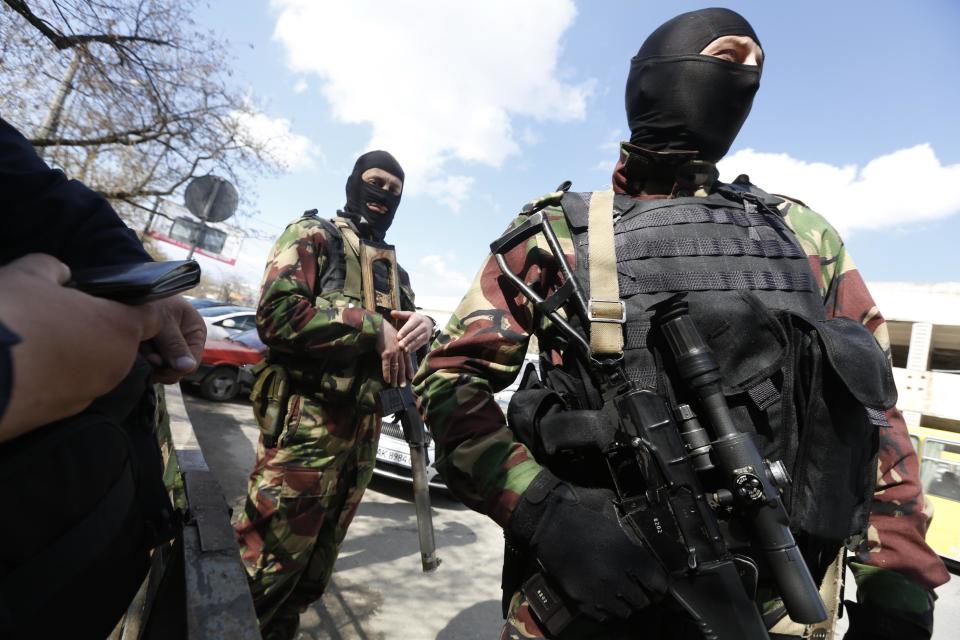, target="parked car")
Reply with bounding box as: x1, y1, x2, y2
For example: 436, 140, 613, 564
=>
186, 297, 231, 310
185, 328, 266, 401
374, 418, 446, 489
198, 305, 257, 341
373, 355, 539, 490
